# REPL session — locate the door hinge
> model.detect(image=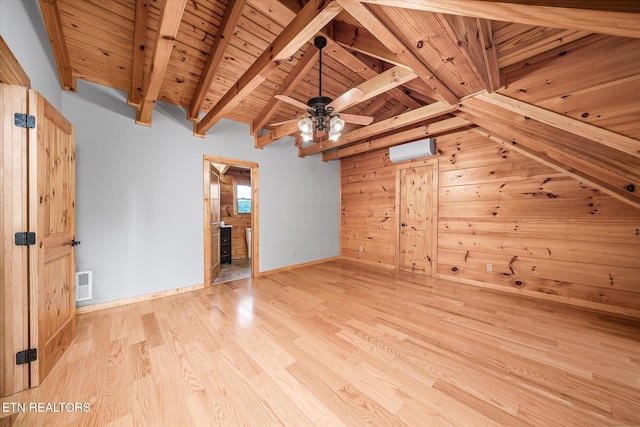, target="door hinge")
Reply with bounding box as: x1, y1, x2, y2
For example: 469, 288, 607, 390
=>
14, 113, 36, 129
15, 232, 36, 246
16, 349, 37, 365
